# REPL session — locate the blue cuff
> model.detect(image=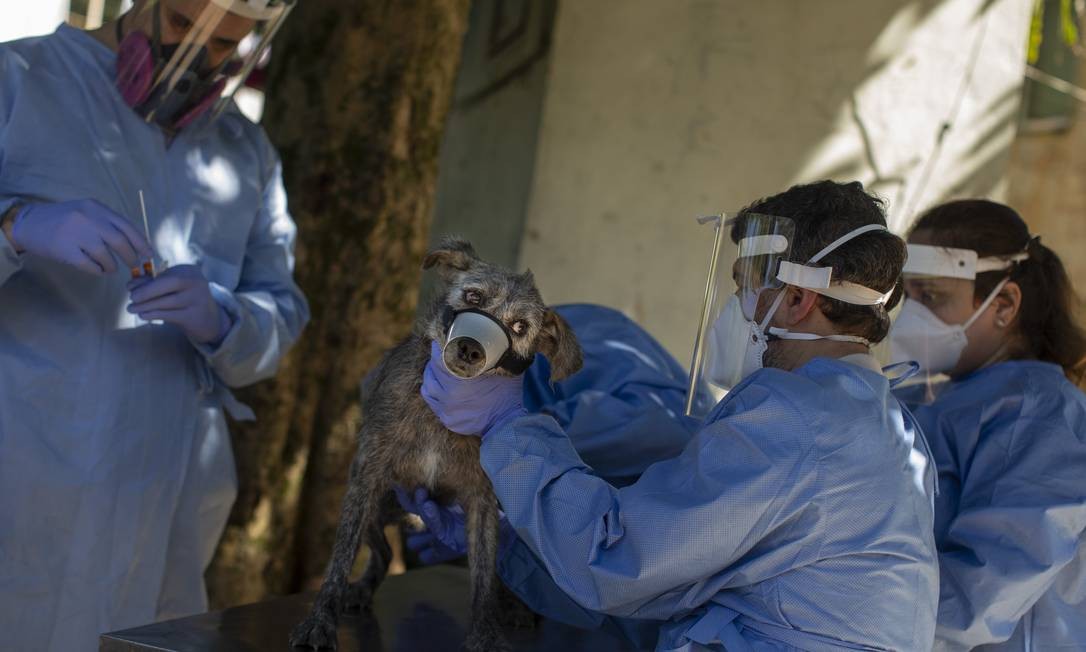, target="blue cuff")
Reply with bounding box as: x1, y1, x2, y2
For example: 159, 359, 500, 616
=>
190, 282, 243, 358
485, 406, 529, 439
